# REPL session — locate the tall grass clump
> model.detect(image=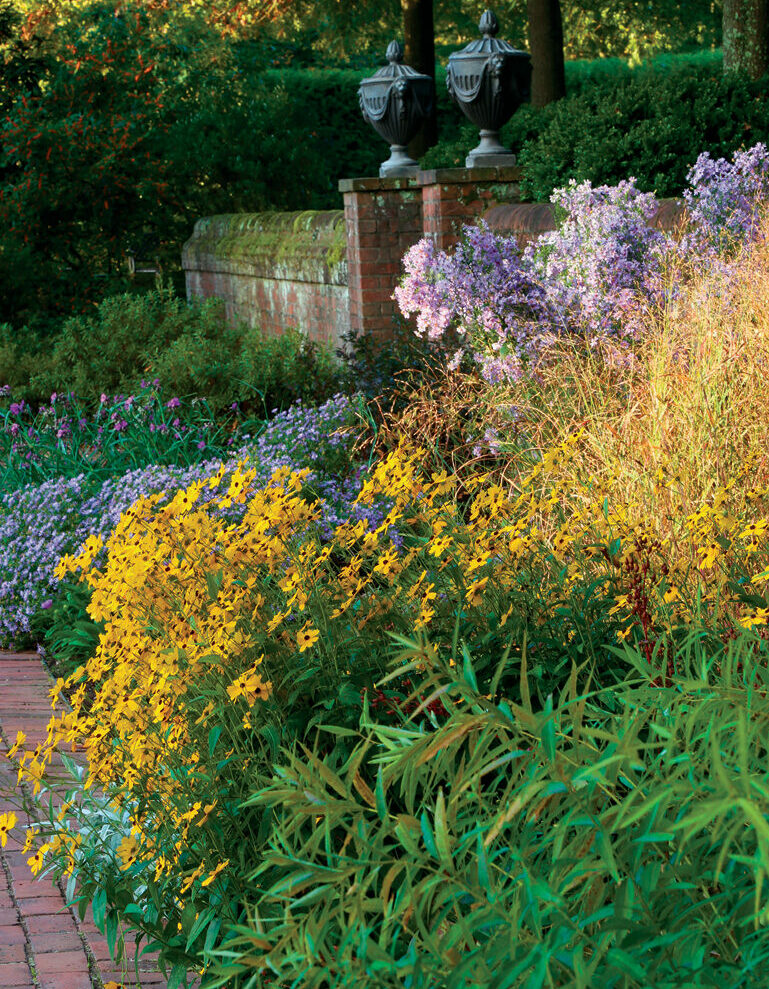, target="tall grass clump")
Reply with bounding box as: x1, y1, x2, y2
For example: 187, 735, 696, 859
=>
214, 634, 769, 989
505, 225, 769, 522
